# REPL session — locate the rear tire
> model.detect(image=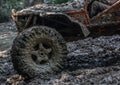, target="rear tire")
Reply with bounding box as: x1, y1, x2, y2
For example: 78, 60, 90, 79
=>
11, 26, 67, 78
